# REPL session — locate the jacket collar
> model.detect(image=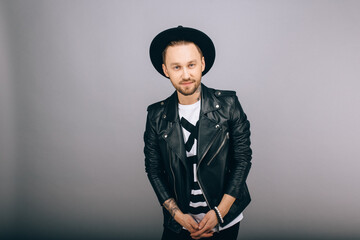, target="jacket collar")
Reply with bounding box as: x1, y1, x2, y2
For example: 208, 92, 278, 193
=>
200, 83, 222, 114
